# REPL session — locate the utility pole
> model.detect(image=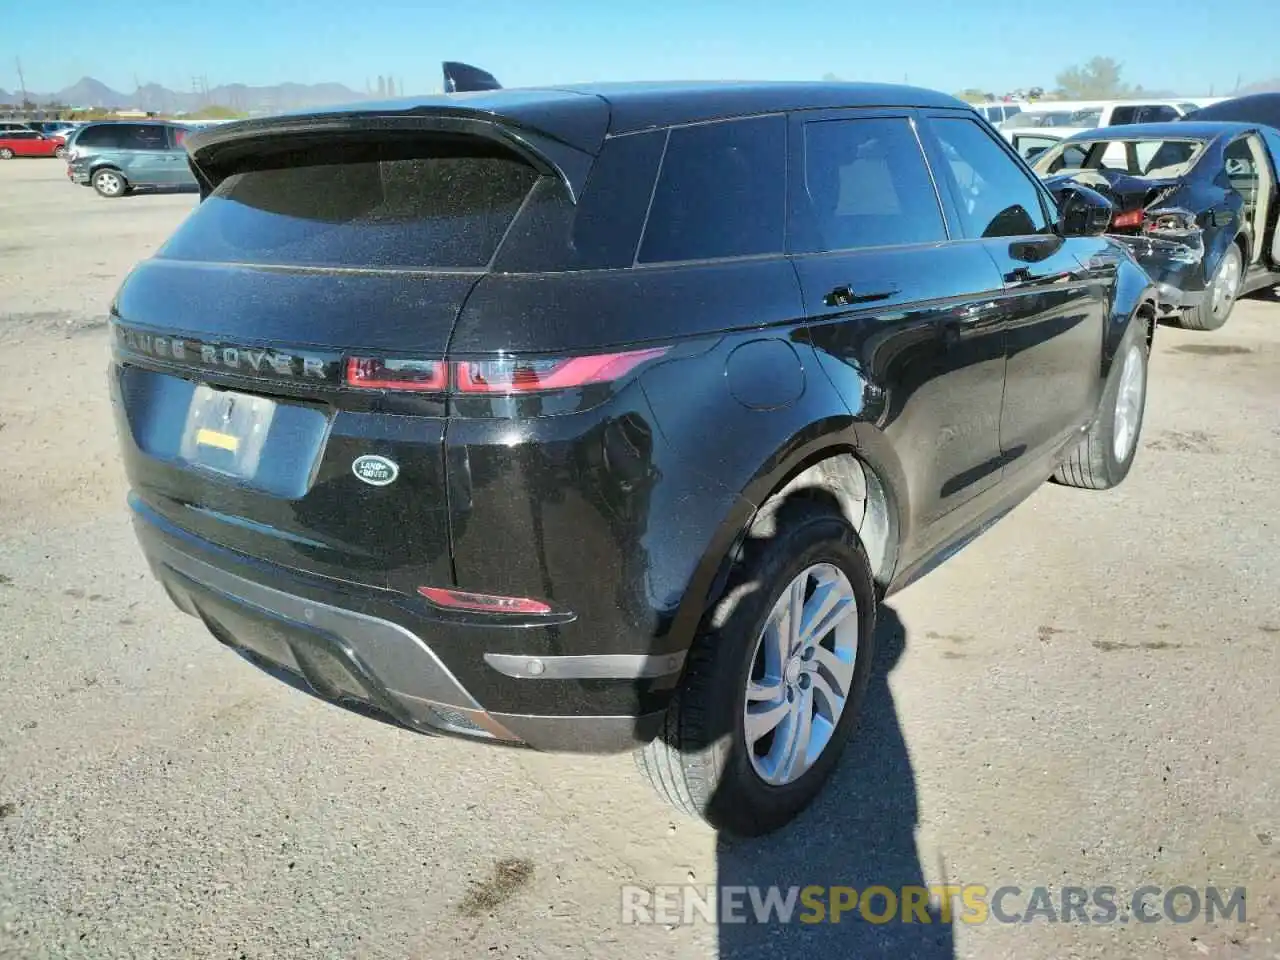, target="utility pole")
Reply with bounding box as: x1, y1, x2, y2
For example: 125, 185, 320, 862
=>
15, 56, 28, 105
